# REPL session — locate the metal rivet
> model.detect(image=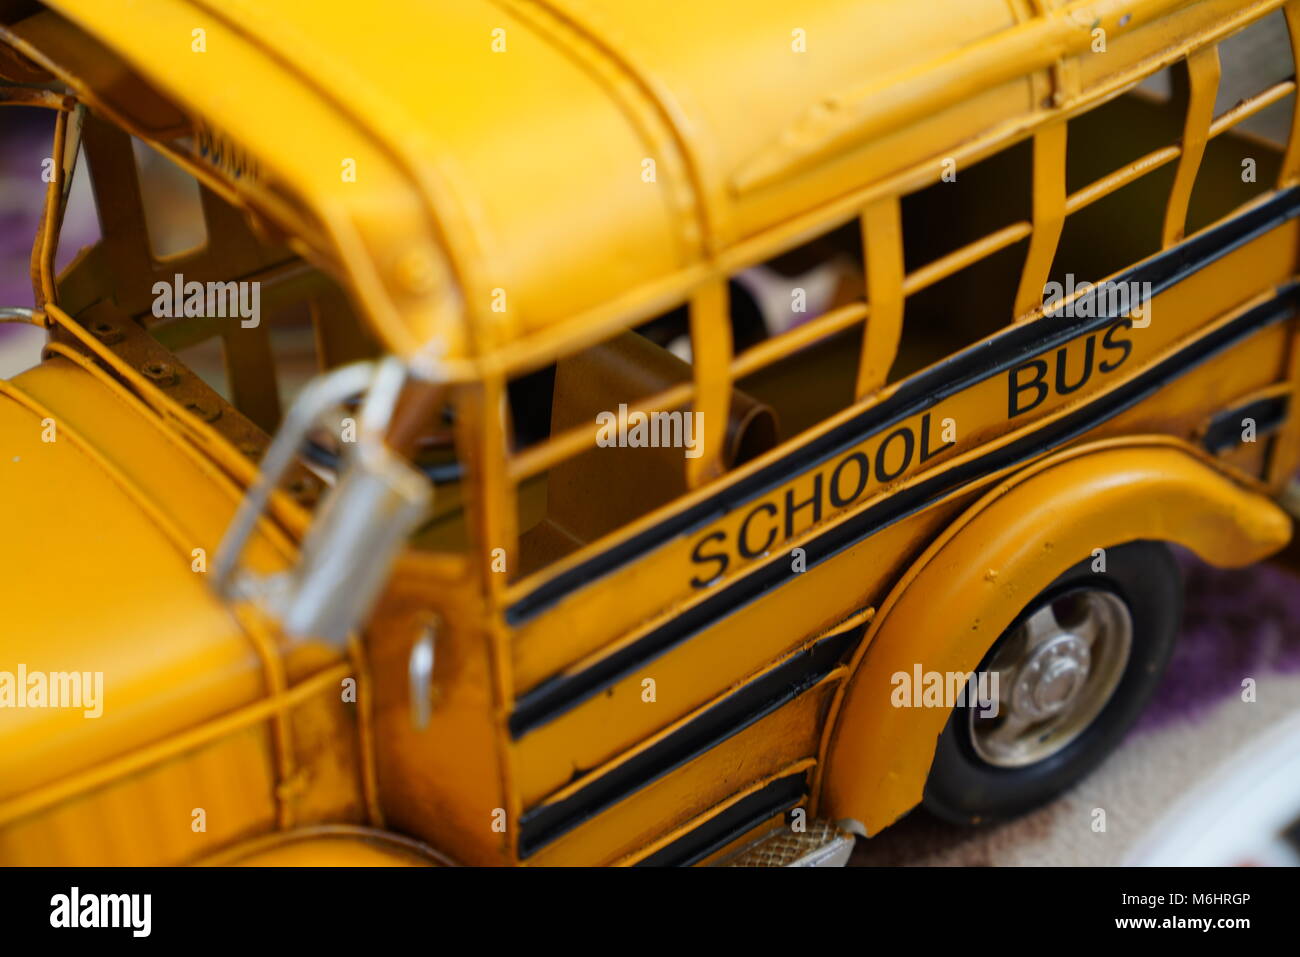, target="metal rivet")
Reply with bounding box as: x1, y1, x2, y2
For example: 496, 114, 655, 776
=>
89, 320, 123, 344
141, 361, 177, 385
